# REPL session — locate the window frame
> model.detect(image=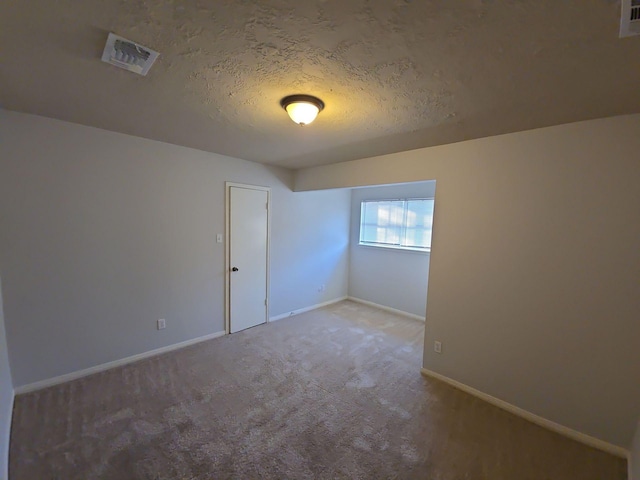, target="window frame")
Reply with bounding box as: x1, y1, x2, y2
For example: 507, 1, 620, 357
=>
358, 197, 434, 254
